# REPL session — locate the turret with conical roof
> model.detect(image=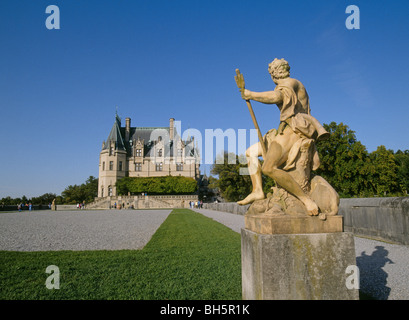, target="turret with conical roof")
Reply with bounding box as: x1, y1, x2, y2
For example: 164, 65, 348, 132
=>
98, 113, 127, 197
